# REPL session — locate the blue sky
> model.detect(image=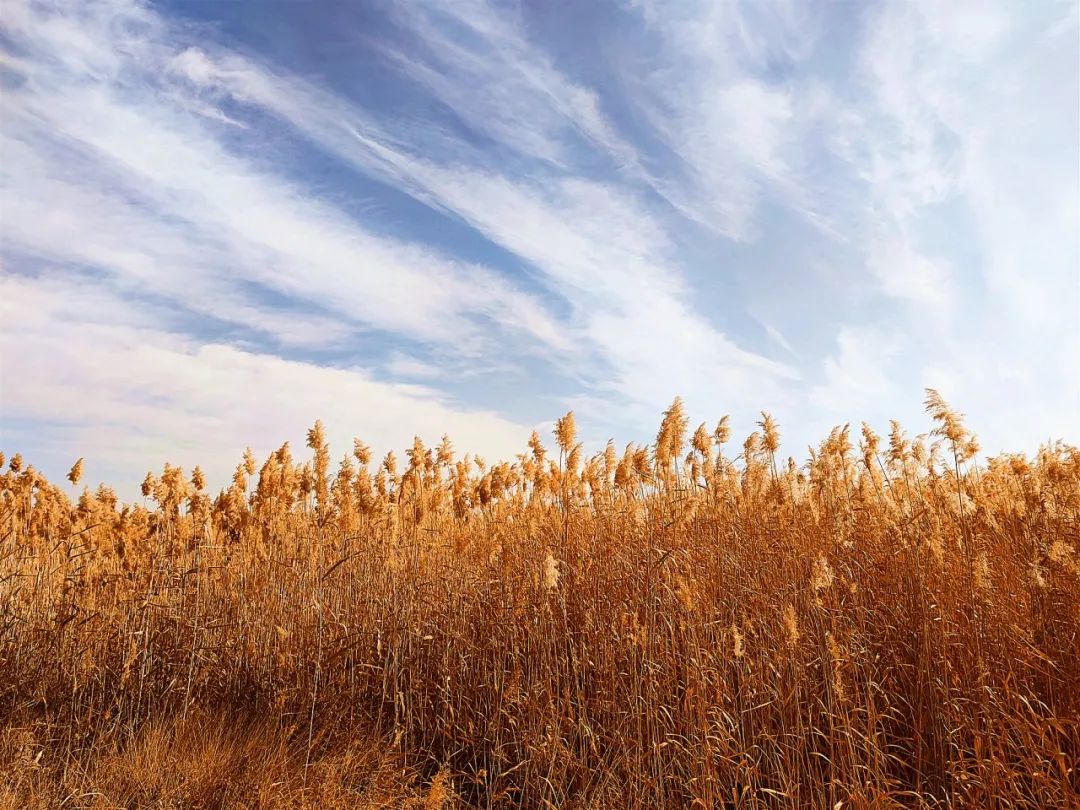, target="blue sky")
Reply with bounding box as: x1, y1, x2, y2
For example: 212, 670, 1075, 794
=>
1, 0, 1078, 494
